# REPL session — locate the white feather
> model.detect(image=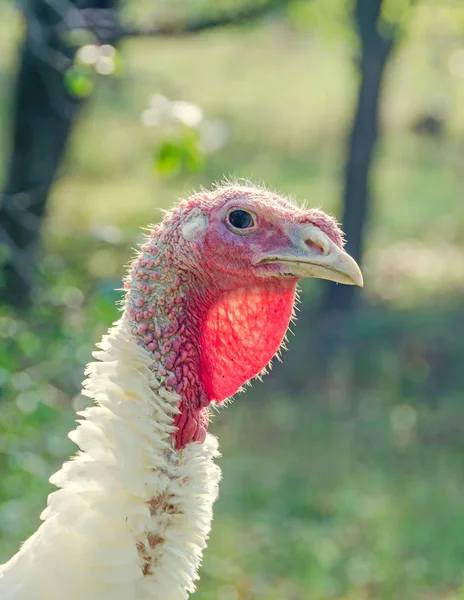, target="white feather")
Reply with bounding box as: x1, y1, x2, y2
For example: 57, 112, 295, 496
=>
0, 323, 221, 600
